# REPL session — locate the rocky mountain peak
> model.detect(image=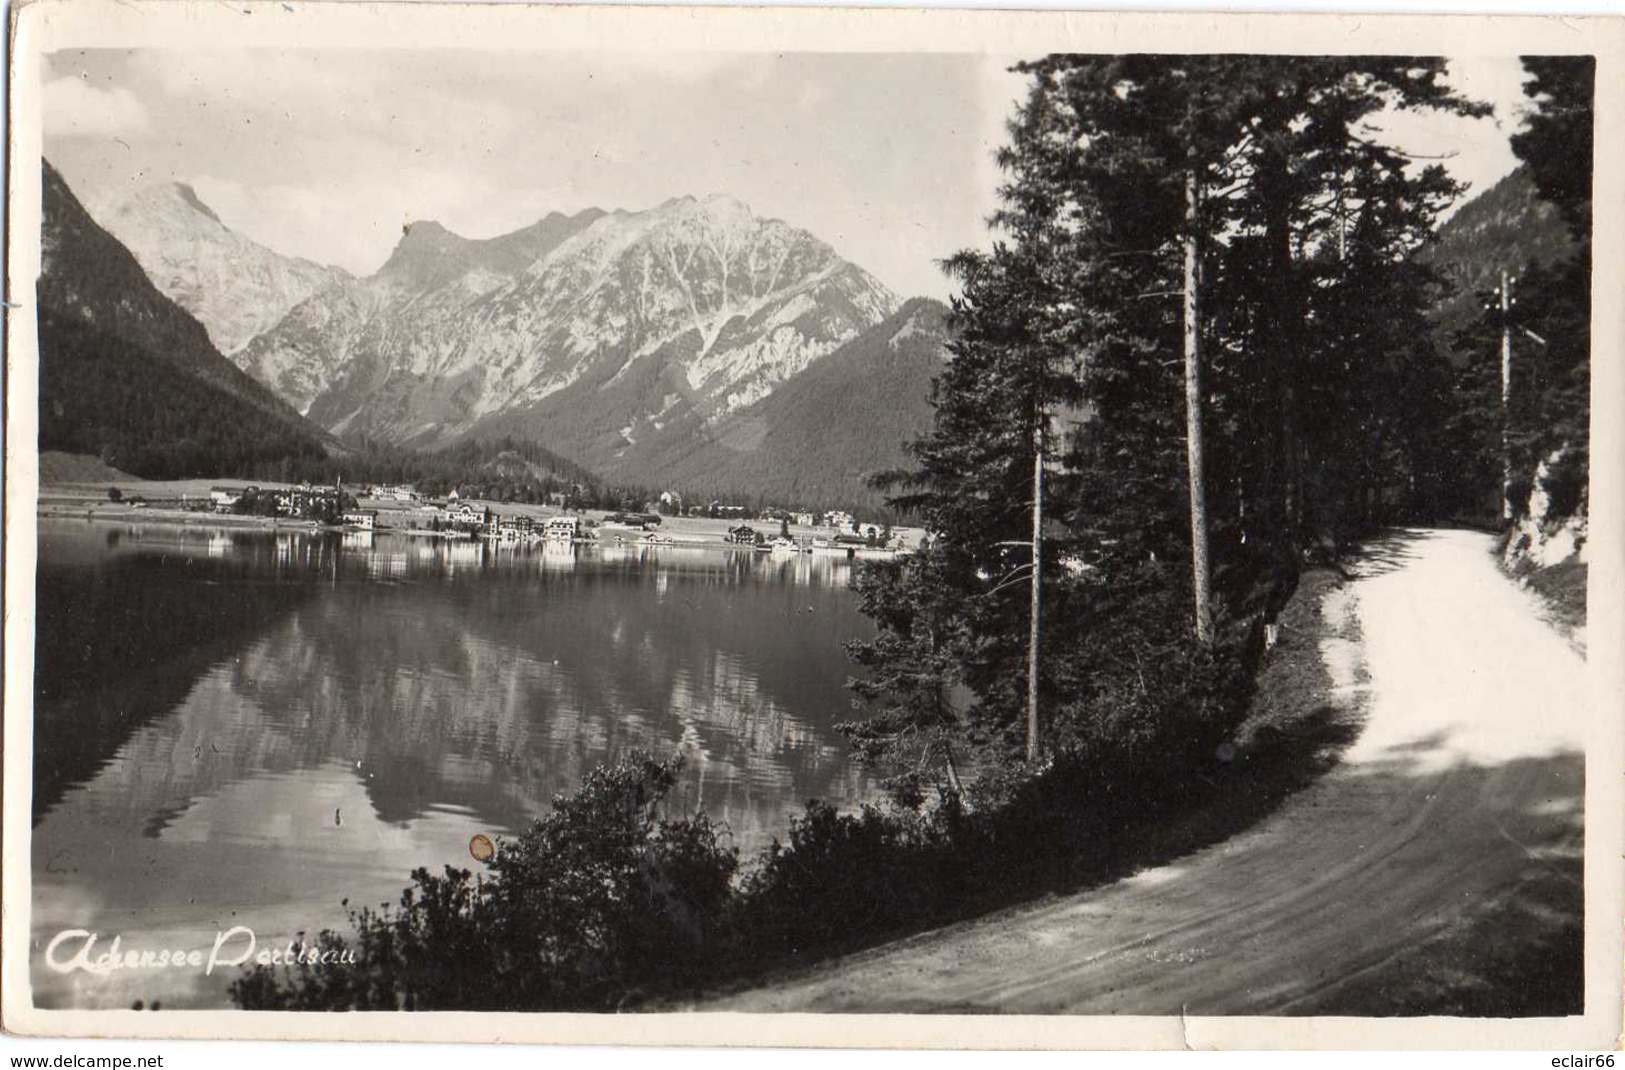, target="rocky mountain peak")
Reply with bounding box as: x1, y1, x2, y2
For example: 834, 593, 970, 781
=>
380, 210, 617, 288
115, 179, 226, 226
400, 219, 452, 240
377, 220, 477, 286
37, 159, 337, 471
95, 178, 351, 356
661, 192, 753, 217
170, 182, 223, 225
